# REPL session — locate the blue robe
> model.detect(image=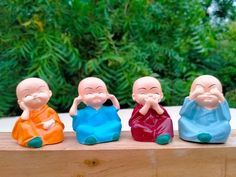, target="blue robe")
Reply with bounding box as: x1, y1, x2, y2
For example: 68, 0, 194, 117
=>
178, 97, 231, 143
72, 105, 122, 144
